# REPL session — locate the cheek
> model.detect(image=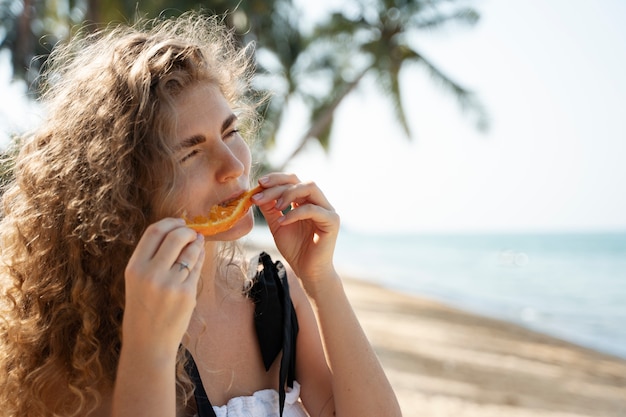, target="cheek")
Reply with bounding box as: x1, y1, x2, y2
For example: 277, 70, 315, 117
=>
235, 139, 252, 174
153, 180, 188, 218
157, 168, 202, 218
